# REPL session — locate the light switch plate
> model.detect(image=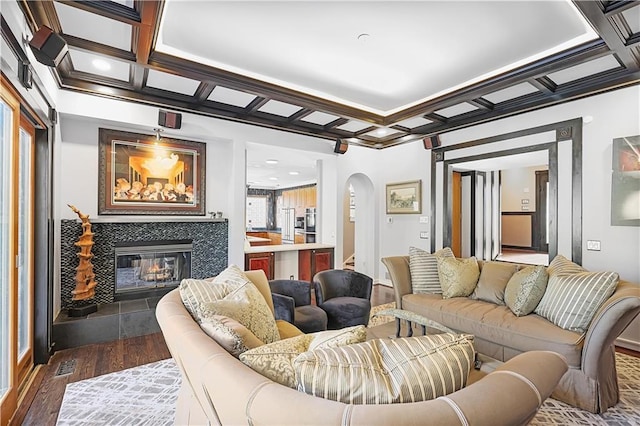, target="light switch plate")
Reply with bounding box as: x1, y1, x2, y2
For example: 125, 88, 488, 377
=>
419, 216, 429, 224
587, 240, 601, 251
420, 232, 429, 239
